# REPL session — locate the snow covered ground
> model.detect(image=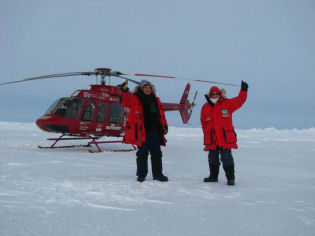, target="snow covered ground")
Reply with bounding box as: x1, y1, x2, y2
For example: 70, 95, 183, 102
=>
1, 121, 315, 236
